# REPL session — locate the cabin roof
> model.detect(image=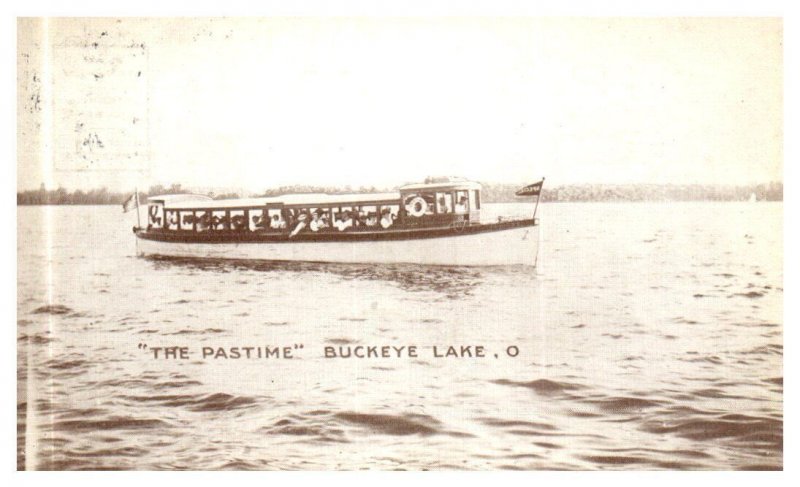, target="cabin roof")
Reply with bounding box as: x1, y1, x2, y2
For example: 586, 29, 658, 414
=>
162, 196, 280, 209
279, 192, 400, 206
148, 180, 483, 210
399, 181, 482, 192
148, 194, 214, 204
154, 192, 401, 210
